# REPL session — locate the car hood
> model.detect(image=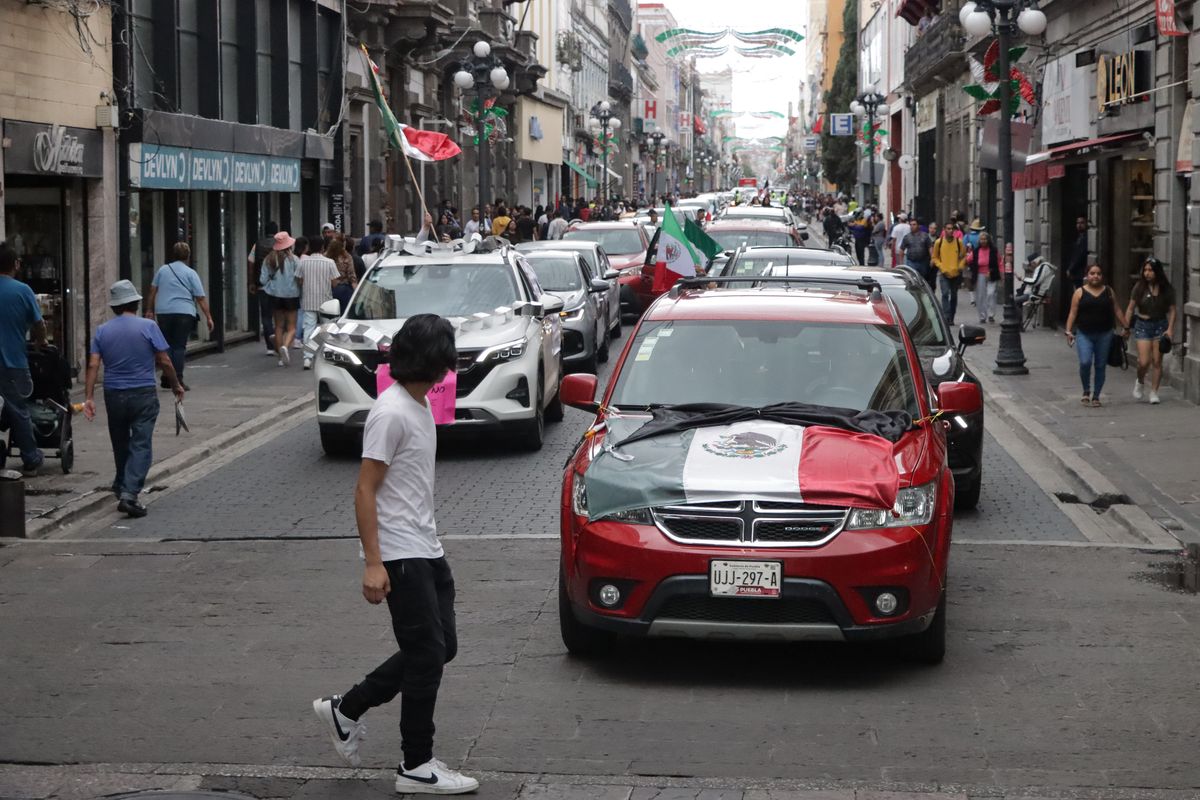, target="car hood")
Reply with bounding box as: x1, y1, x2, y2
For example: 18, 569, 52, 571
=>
547, 289, 587, 311
308, 309, 531, 356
